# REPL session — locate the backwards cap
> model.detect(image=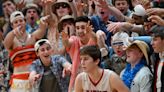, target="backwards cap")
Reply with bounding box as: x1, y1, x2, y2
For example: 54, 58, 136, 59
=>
34, 39, 51, 52
10, 11, 24, 23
